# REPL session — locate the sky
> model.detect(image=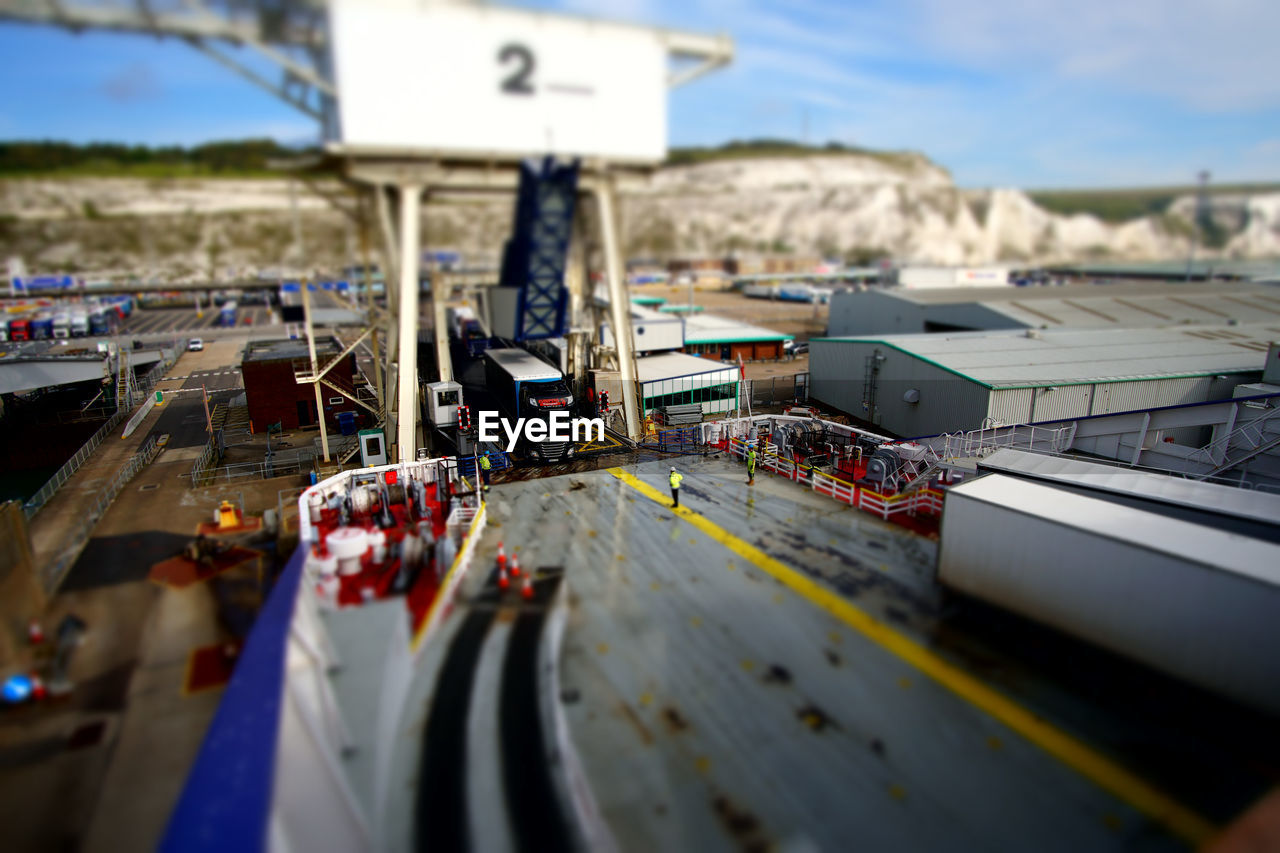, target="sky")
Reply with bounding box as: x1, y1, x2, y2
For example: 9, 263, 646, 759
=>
0, 0, 1277, 188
